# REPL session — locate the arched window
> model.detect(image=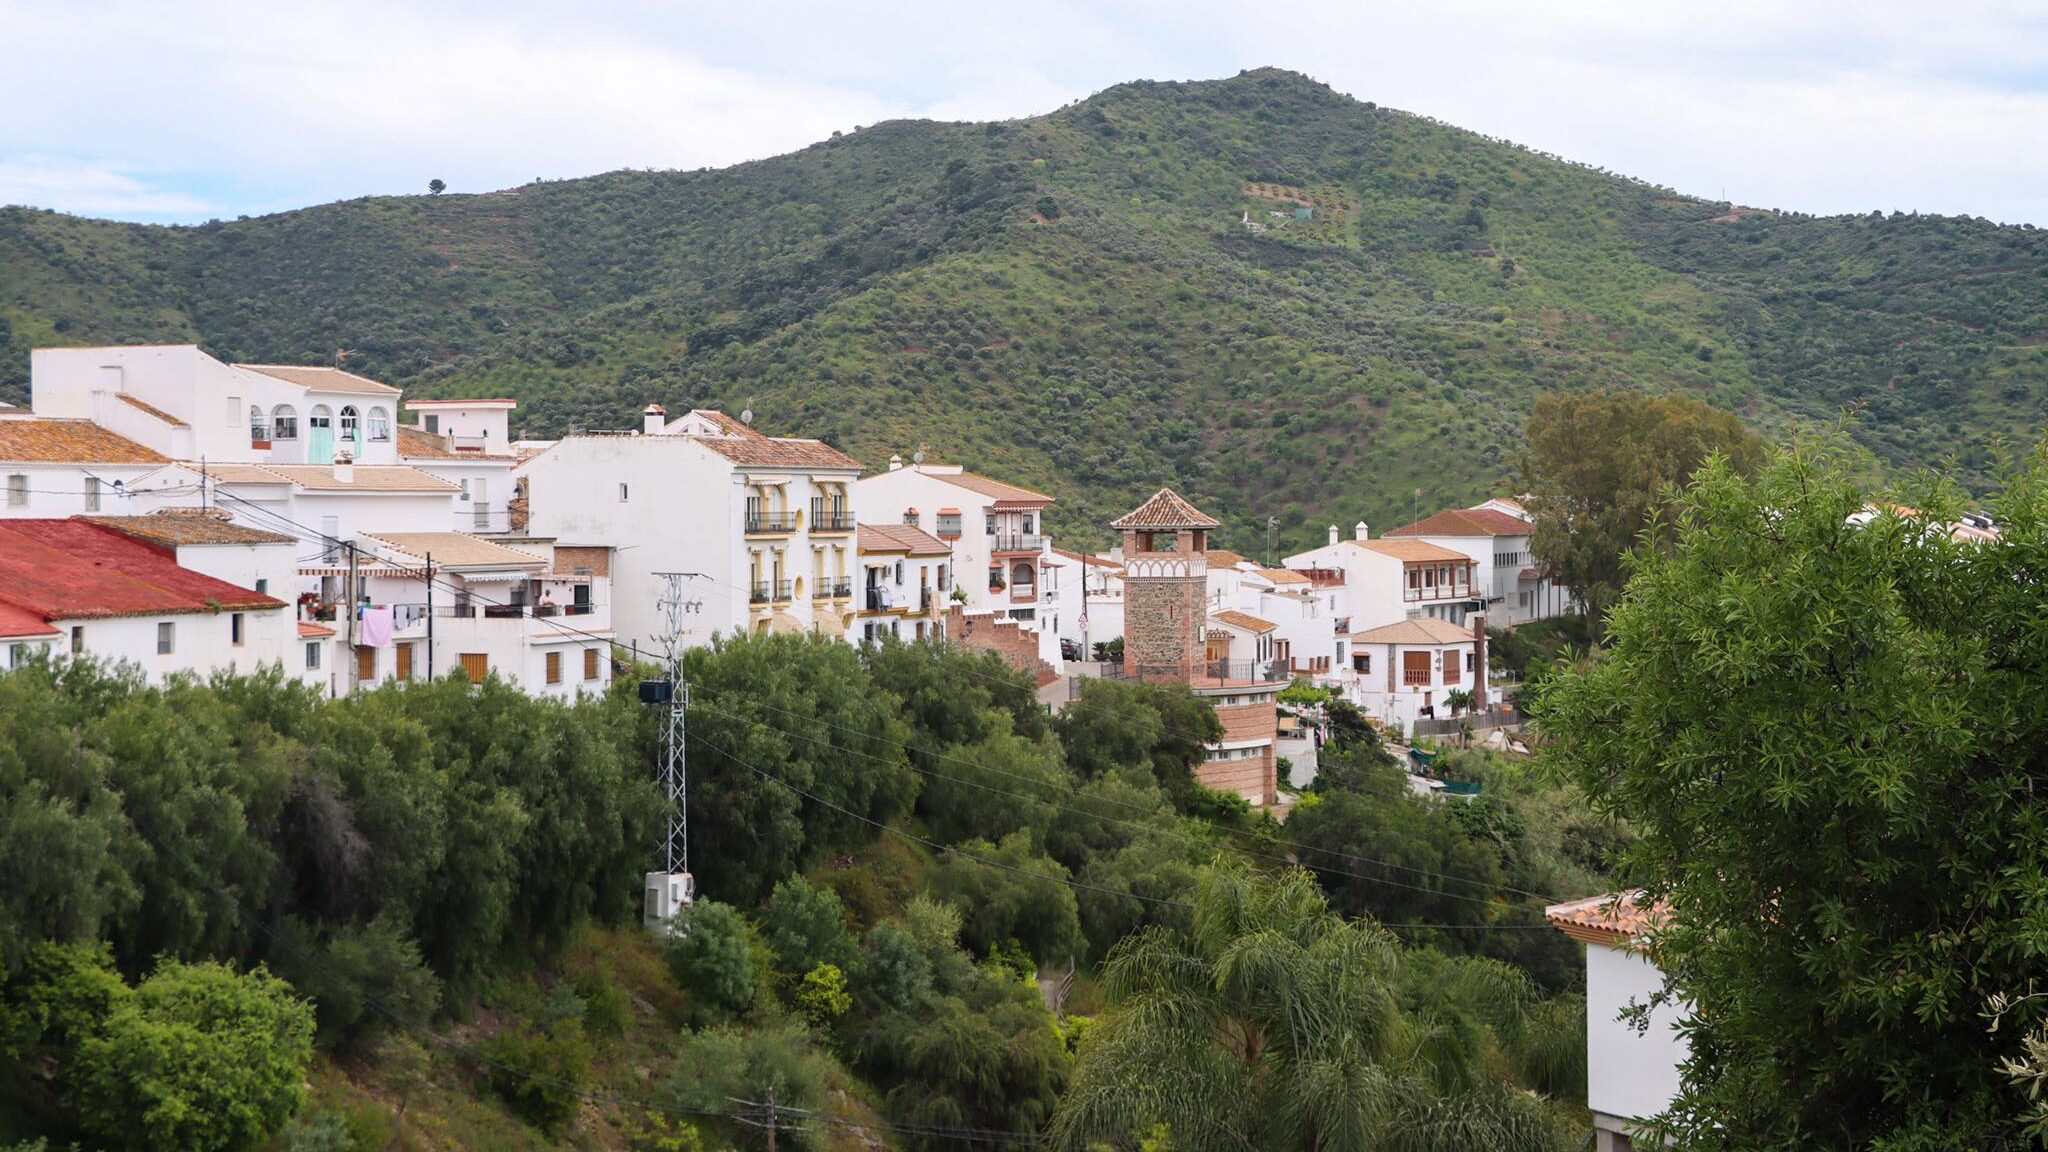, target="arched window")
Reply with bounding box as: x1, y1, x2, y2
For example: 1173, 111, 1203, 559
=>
271, 403, 298, 440
1011, 561, 1034, 587
339, 405, 359, 441
366, 406, 391, 442
308, 405, 331, 431
249, 404, 267, 440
